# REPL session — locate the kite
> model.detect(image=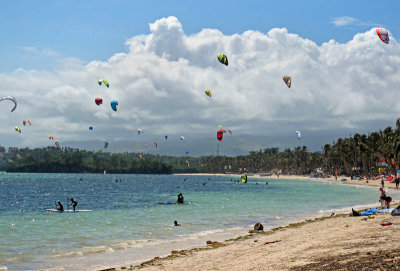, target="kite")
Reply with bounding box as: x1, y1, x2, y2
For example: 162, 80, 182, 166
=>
376, 28, 389, 44
23, 120, 31, 126
98, 79, 110, 87
217, 129, 226, 141
205, 89, 212, 97
165, 134, 168, 140
185, 160, 190, 167
180, 136, 185, 141
54, 140, 60, 148
296, 131, 302, 140
111, 100, 118, 111
104, 140, 109, 148
217, 53, 228, 66
282, 75, 292, 88
153, 141, 158, 148
89, 126, 93, 131
95, 98, 103, 105
137, 129, 143, 135
0, 96, 17, 112
49, 136, 54, 140
15, 127, 21, 133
